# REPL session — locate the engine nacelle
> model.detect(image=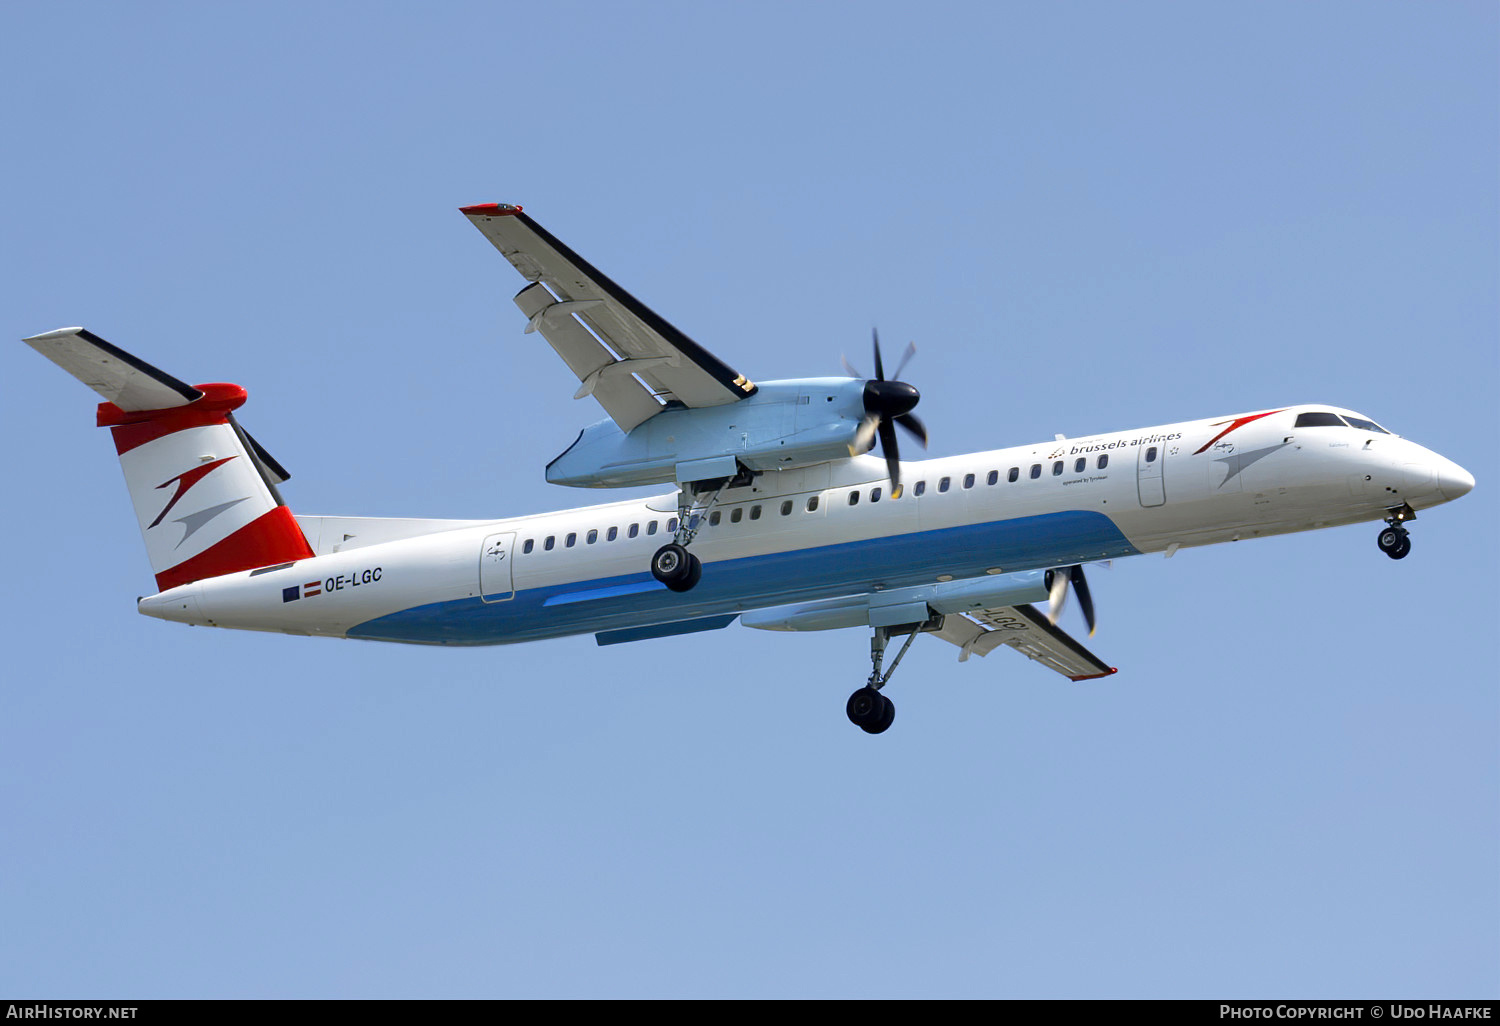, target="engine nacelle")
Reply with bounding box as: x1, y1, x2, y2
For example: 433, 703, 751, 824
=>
546, 379, 869, 488
740, 571, 1052, 632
